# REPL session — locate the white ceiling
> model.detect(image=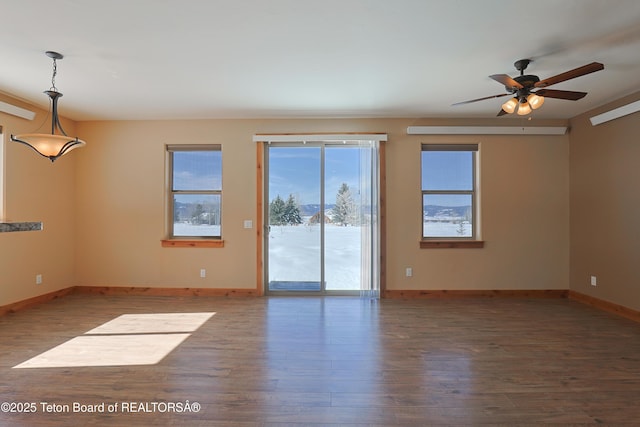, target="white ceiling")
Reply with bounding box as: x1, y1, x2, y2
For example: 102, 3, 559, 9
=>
1, 0, 639, 122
